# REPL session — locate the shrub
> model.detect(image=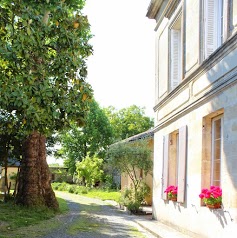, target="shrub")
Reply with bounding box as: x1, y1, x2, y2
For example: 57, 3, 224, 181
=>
119, 182, 150, 213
